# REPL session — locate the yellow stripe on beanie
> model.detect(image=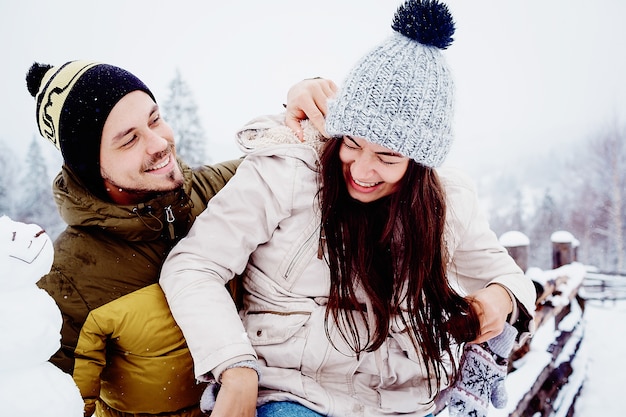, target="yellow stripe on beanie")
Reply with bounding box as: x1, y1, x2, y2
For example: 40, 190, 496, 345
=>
36, 61, 100, 150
